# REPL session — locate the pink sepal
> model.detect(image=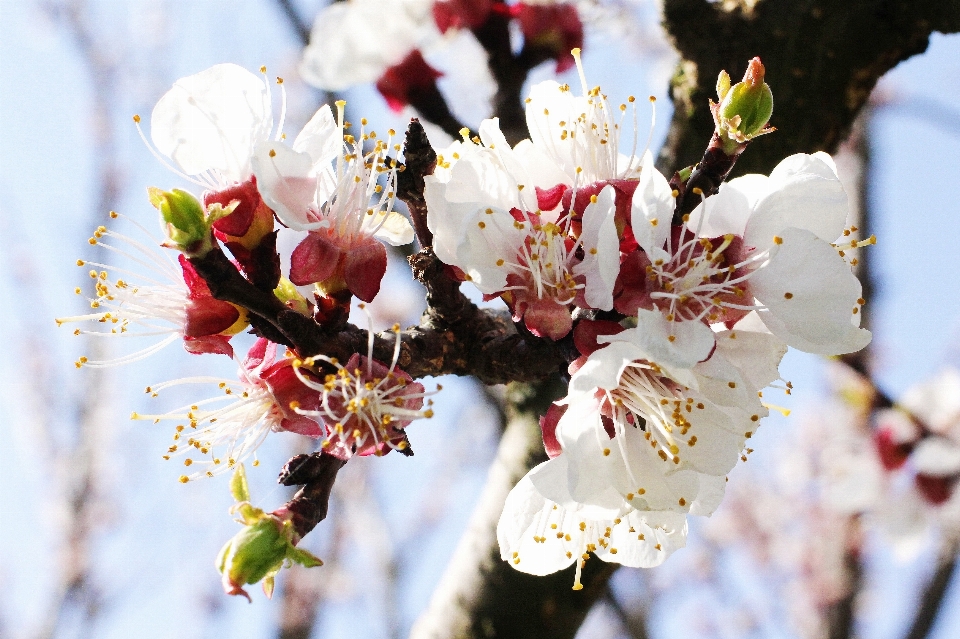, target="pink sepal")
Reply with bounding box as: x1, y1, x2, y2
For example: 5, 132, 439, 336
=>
540, 403, 567, 458
290, 233, 340, 286
344, 239, 387, 303
513, 3, 584, 72
375, 50, 443, 112
183, 334, 234, 358
573, 319, 624, 357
